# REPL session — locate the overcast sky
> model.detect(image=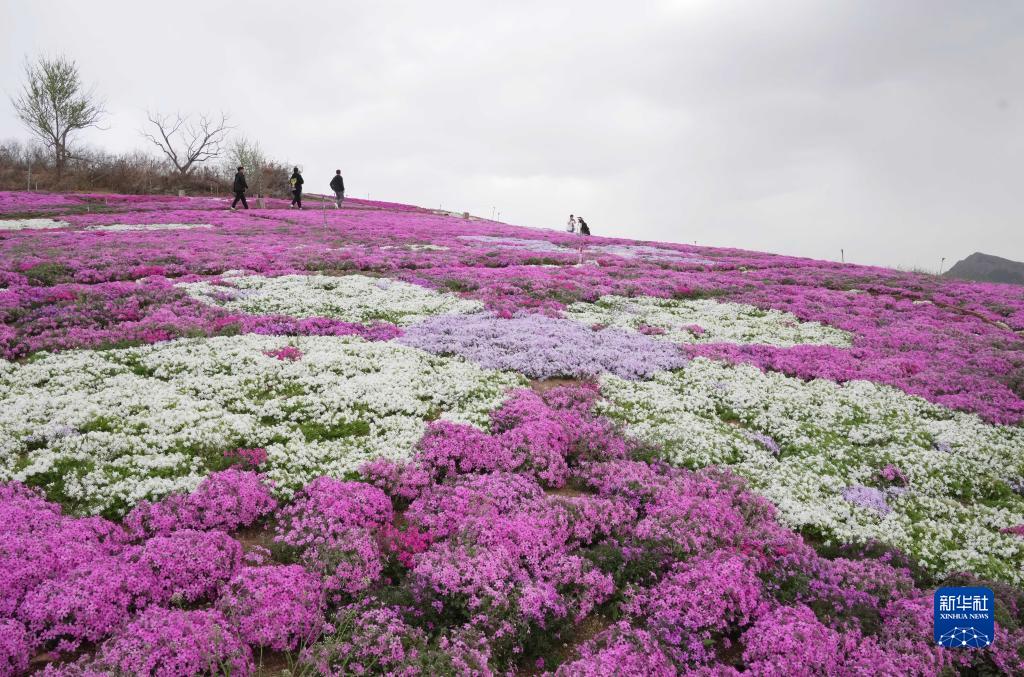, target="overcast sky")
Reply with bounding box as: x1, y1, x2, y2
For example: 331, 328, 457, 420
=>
2, 1, 1022, 269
